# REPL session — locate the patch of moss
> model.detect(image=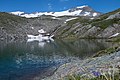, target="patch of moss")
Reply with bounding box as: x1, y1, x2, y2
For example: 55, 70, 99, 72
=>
63, 74, 81, 80
66, 17, 90, 26
90, 74, 120, 80
93, 8, 120, 22
63, 73, 120, 80
107, 37, 120, 42
0, 12, 27, 30
63, 34, 77, 40
91, 18, 120, 29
